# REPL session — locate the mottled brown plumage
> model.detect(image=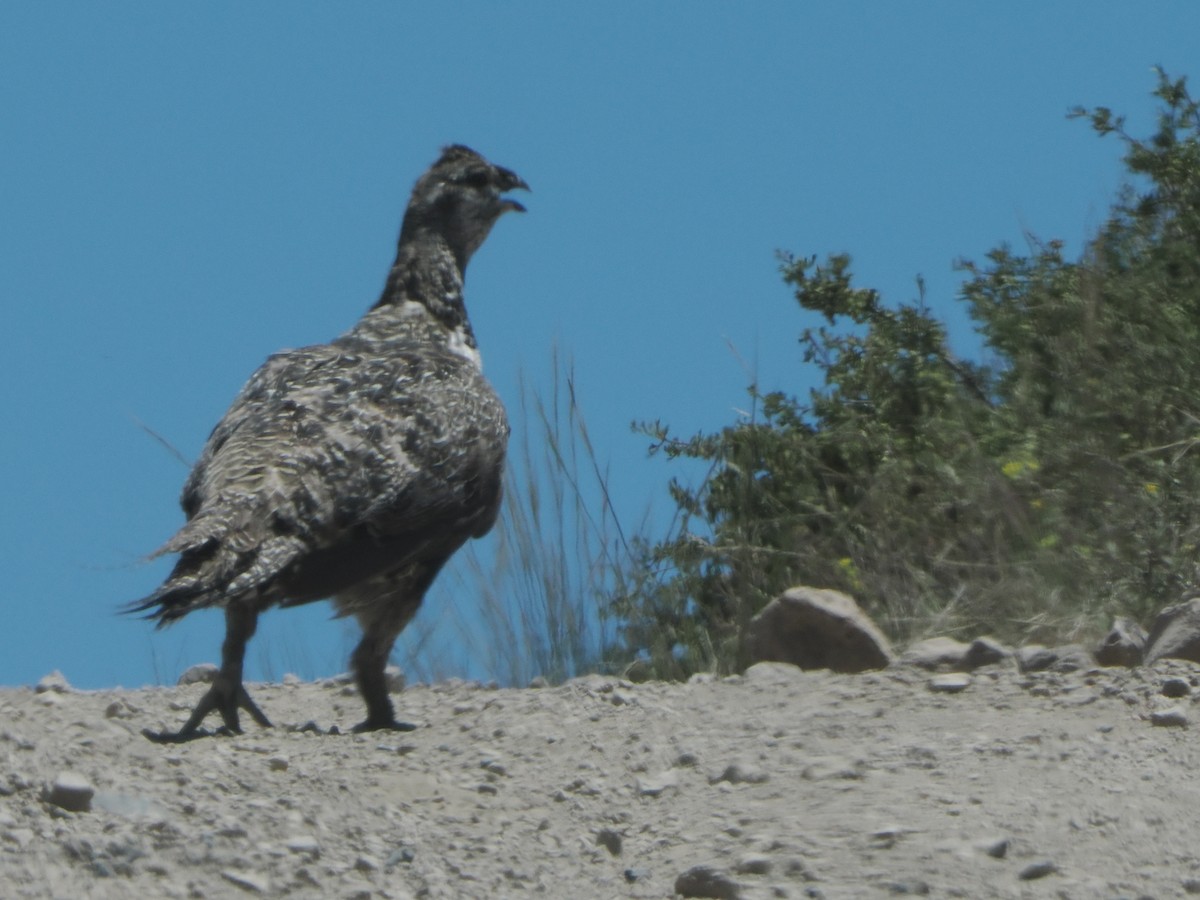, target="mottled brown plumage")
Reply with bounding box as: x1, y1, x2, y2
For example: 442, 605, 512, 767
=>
130, 145, 527, 740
